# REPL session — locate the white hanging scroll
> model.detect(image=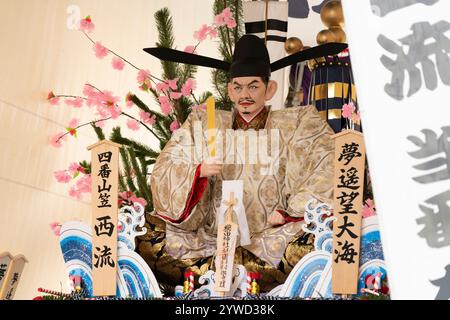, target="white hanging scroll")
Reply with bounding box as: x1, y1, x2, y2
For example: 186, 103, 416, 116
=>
341, 0, 450, 299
